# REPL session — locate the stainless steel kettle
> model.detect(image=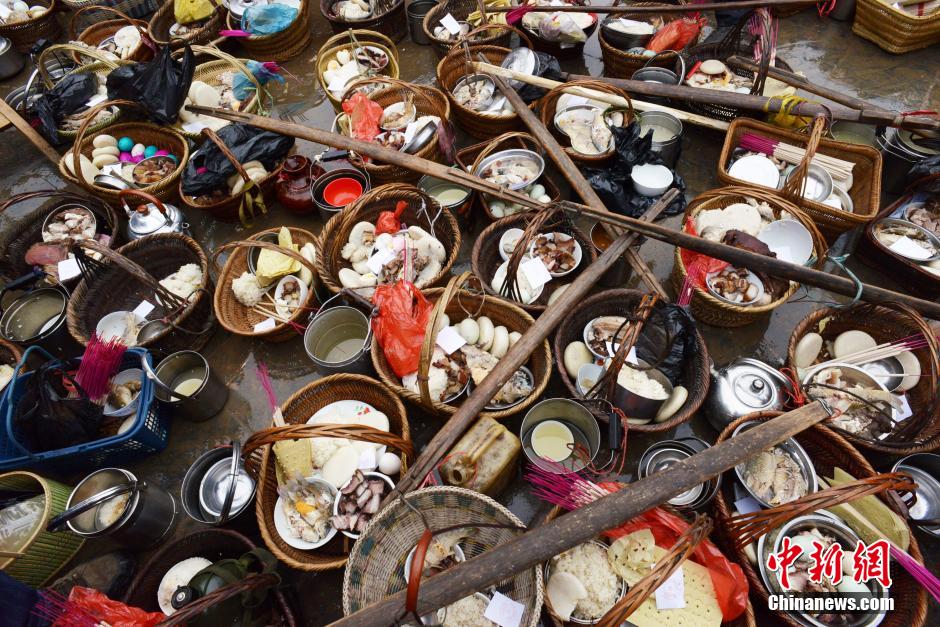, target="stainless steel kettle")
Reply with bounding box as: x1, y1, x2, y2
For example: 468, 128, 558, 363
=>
705, 358, 792, 432
121, 189, 188, 240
